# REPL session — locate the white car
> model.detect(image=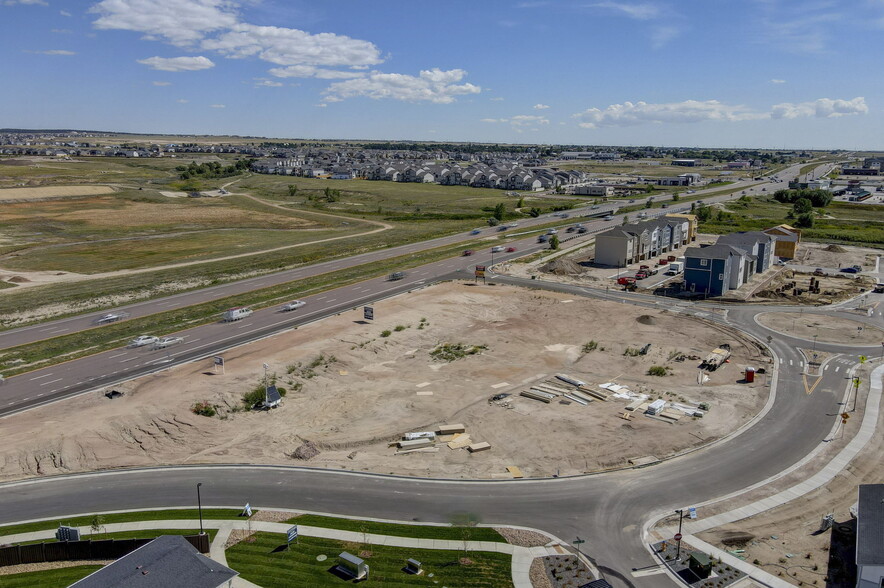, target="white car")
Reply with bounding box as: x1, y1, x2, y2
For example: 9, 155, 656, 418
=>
129, 335, 158, 348
281, 300, 306, 312
154, 336, 184, 349
508, 223, 519, 228
491, 245, 505, 253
